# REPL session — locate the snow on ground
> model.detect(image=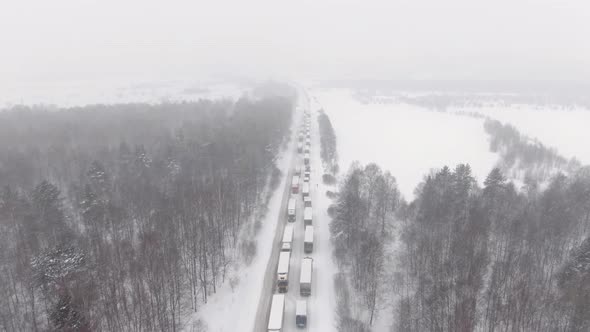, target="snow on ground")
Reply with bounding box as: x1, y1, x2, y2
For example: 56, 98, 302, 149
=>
0, 79, 245, 108
313, 88, 498, 200
307, 93, 338, 332
183, 117, 297, 332
453, 105, 590, 165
